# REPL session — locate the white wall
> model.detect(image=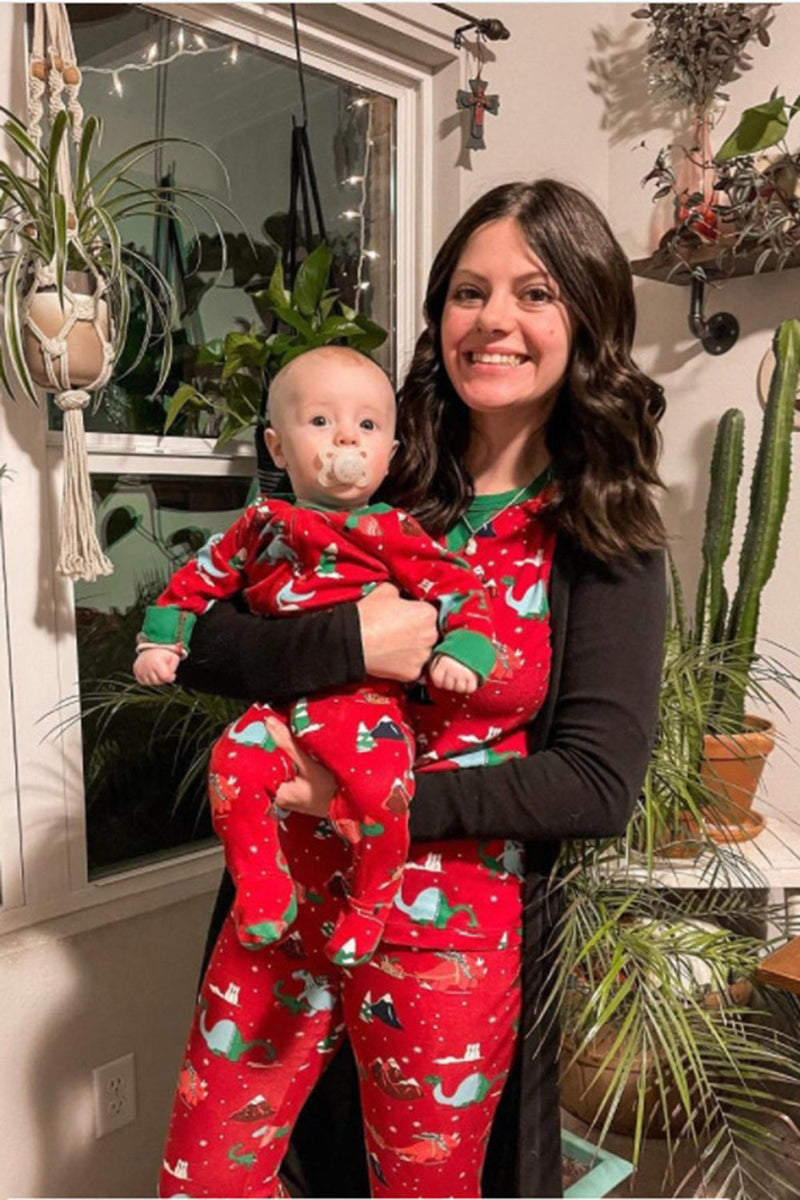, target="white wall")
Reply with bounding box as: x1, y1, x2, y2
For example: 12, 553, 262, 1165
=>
2, 3, 800, 1197
607, 3, 800, 825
